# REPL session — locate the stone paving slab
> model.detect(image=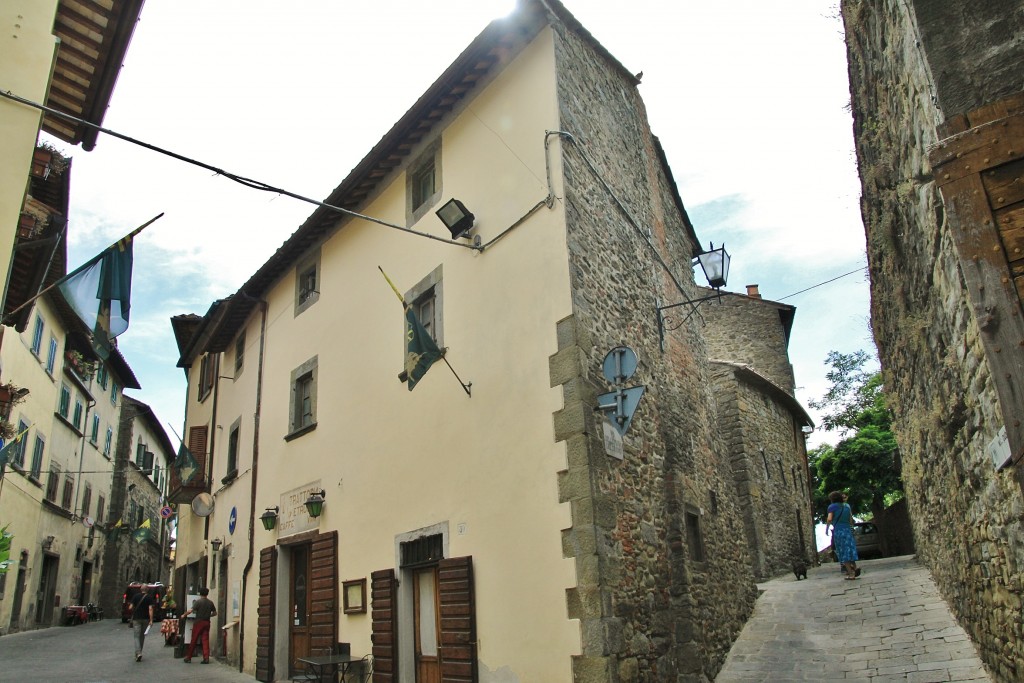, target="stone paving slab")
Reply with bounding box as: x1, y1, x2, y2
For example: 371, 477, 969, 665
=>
715, 555, 993, 682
